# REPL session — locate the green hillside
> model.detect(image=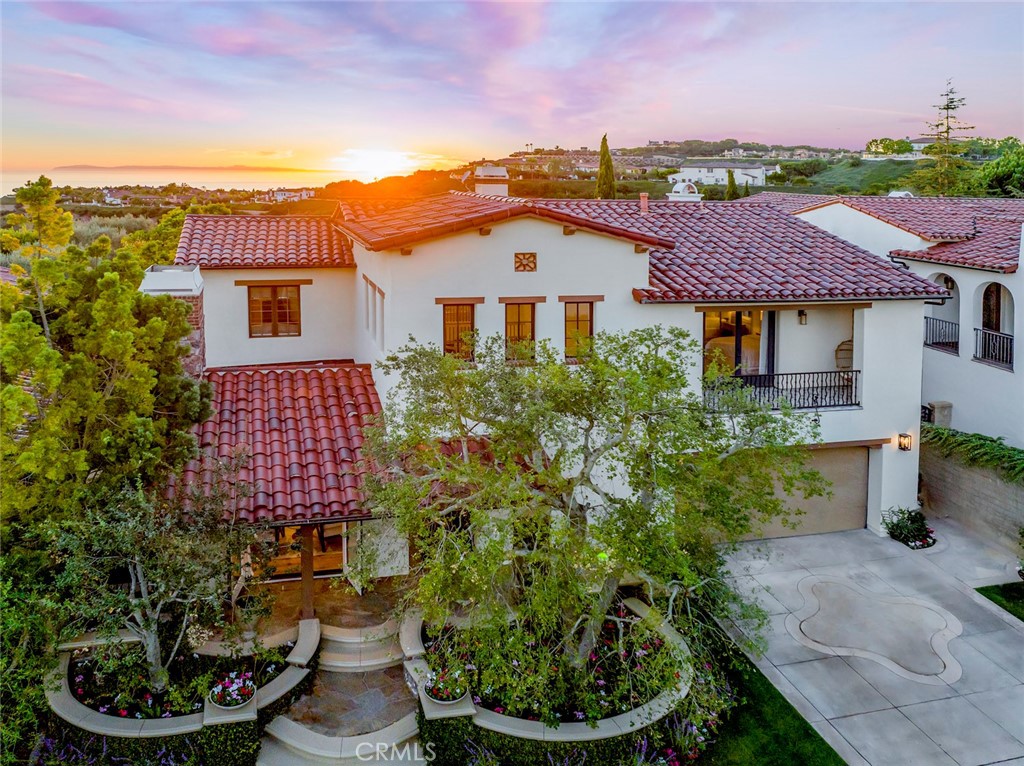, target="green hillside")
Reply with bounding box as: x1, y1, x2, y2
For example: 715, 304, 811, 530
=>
810, 159, 918, 192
